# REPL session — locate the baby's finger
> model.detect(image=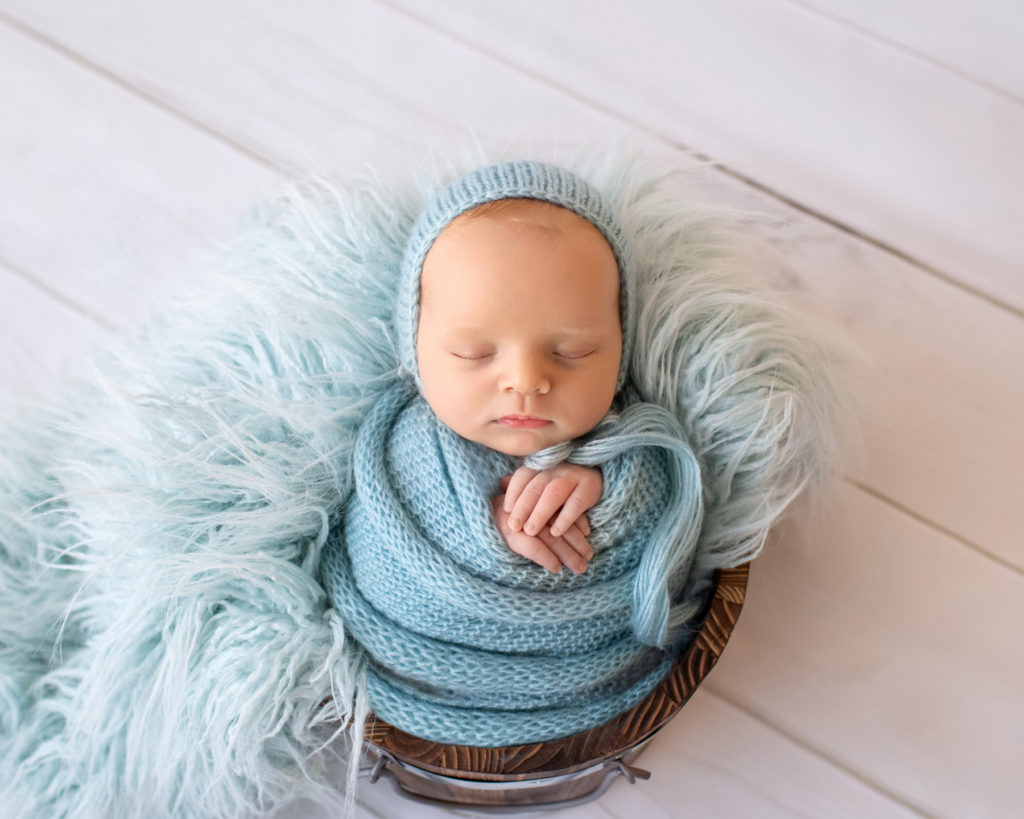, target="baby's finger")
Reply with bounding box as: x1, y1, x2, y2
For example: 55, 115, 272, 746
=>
577, 512, 591, 537
560, 523, 594, 563
509, 535, 563, 574
493, 495, 562, 572
538, 528, 588, 575
521, 477, 575, 536
503, 467, 538, 516
549, 485, 595, 538
507, 472, 556, 532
